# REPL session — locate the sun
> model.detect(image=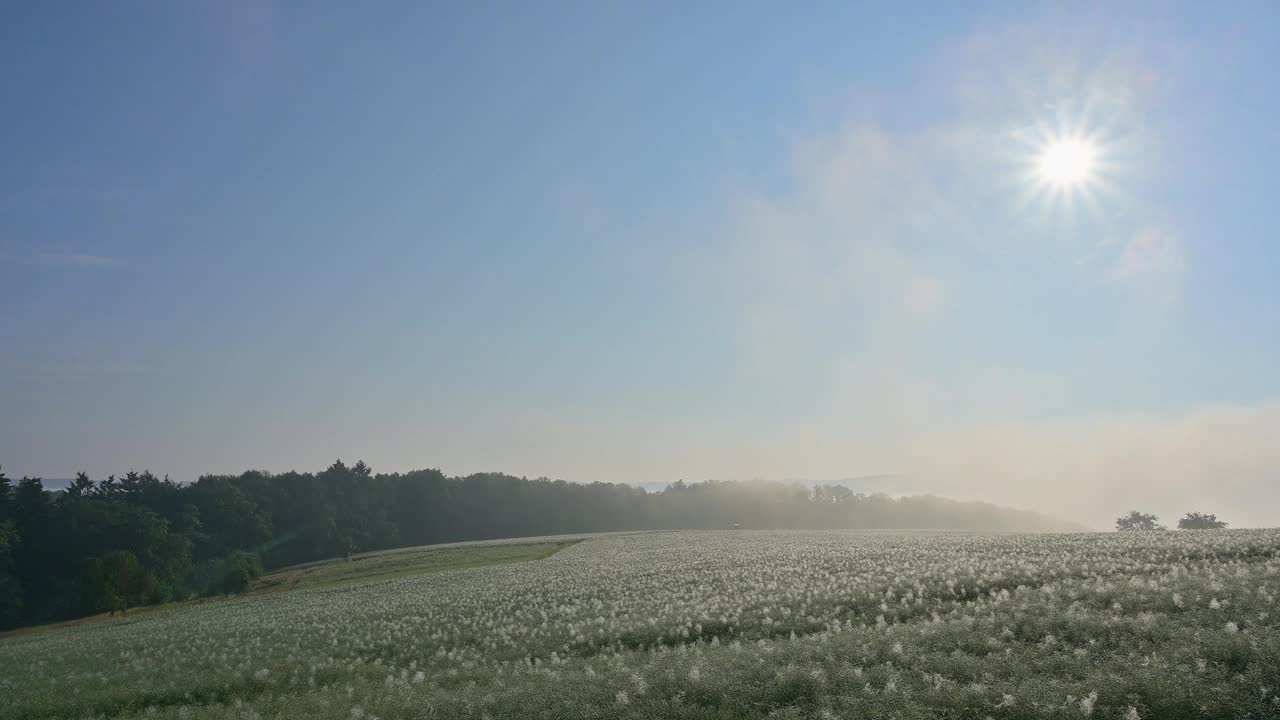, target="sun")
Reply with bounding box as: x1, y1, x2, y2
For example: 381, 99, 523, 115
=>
1013, 108, 1119, 217
1036, 137, 1096, 188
